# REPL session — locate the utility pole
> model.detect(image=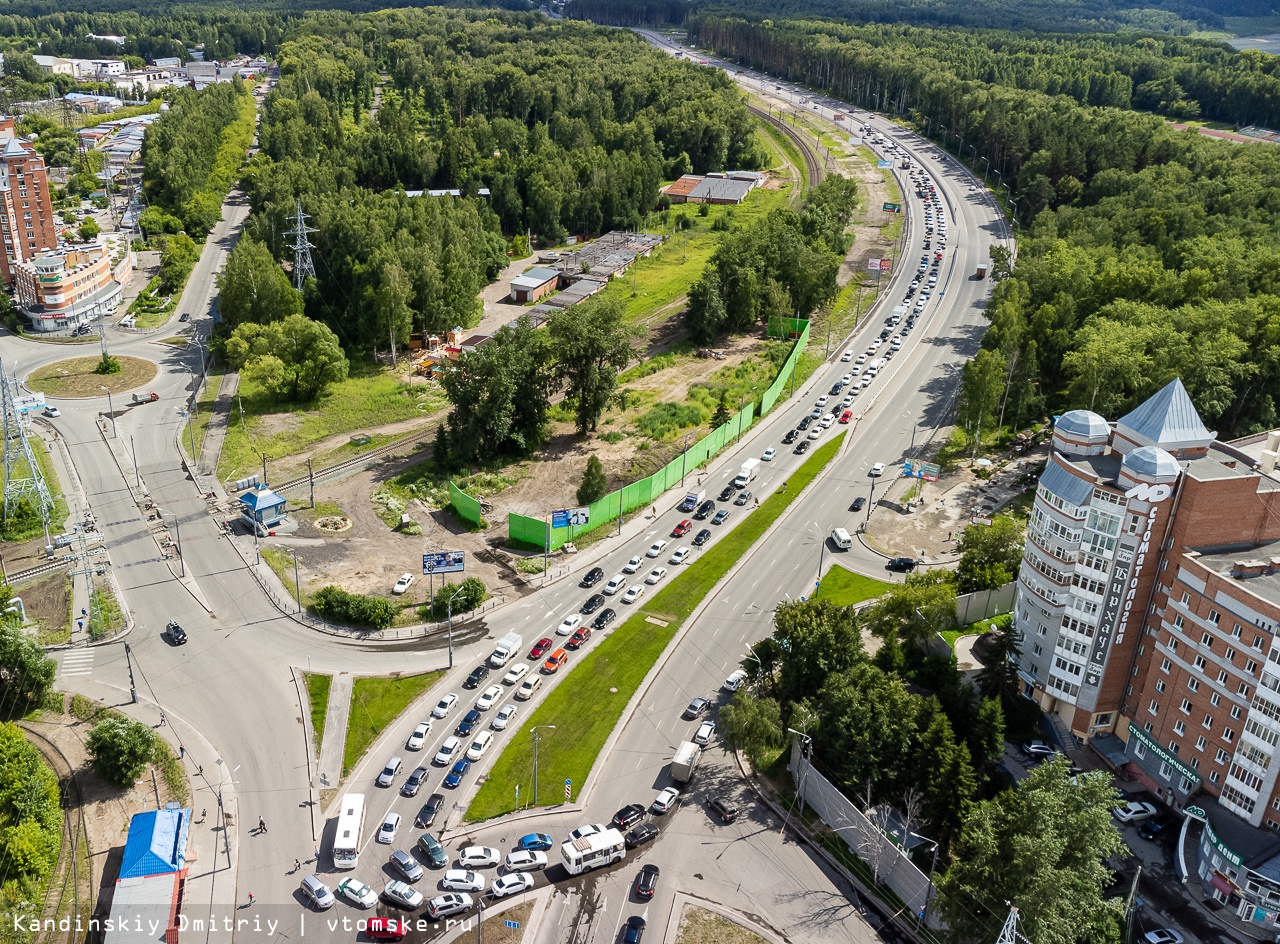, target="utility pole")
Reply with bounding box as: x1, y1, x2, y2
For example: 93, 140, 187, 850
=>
130, 435, 140, 488
124, 642, 138, 703
530, 725, 556, 807
307, 458, 315, 509
1124, 866, 1142, 943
